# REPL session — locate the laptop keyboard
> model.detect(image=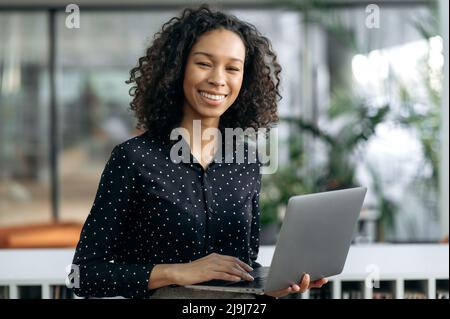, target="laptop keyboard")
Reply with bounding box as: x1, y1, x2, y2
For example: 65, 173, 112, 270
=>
195, 267, 269, 288
249, 267, 270, 279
